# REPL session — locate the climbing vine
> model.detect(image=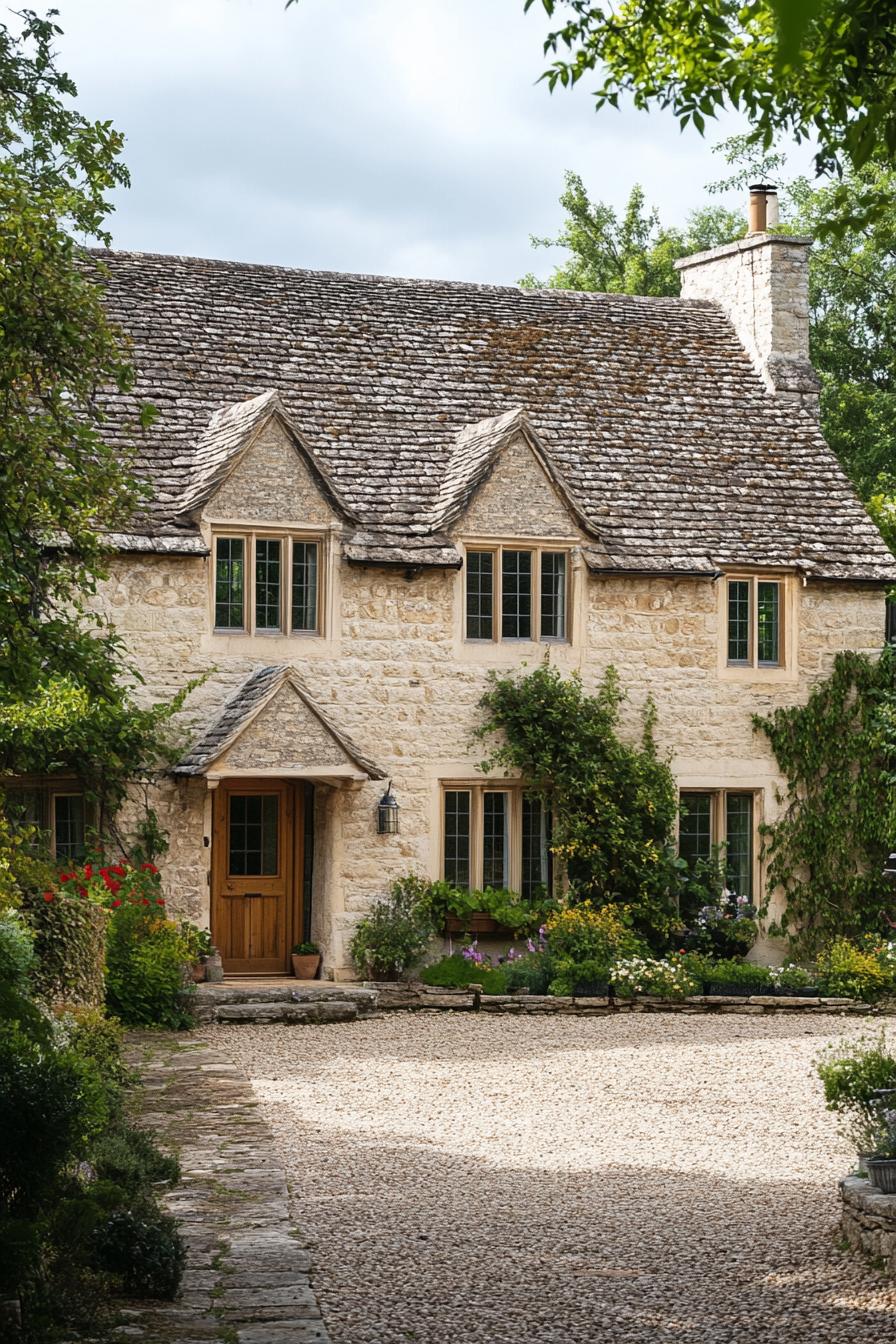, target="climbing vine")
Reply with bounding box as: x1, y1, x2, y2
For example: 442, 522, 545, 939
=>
754, 646, 896, 955
475, 662, 681, 947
